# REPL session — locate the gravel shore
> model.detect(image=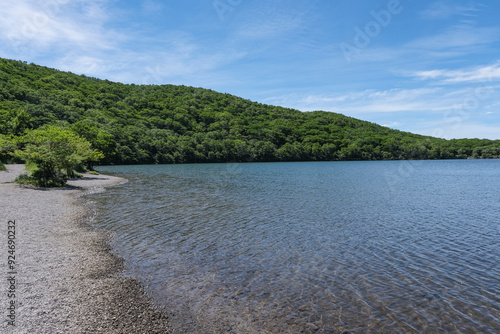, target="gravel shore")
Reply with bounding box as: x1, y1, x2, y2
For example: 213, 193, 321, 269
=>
1, 165, 171, 333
